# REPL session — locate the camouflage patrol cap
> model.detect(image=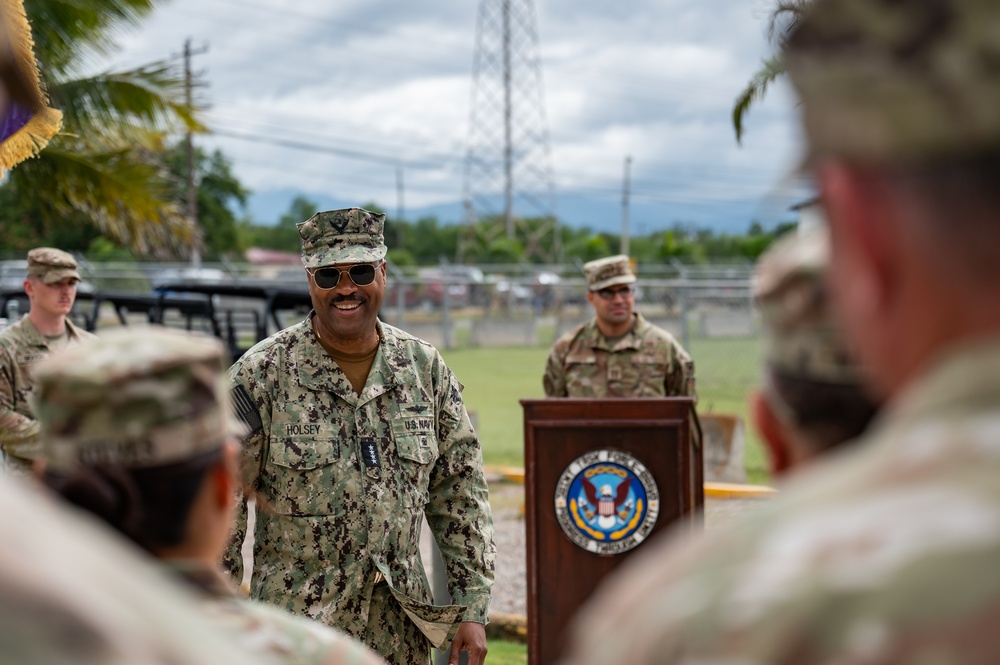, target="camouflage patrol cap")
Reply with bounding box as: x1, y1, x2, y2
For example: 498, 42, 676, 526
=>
297, 208, 387, 268
584, 255, 636, 292
785, 0, 1000, 164
26, 247, 81, 284
31, 327, 244, 472
755, 227, 861, 386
